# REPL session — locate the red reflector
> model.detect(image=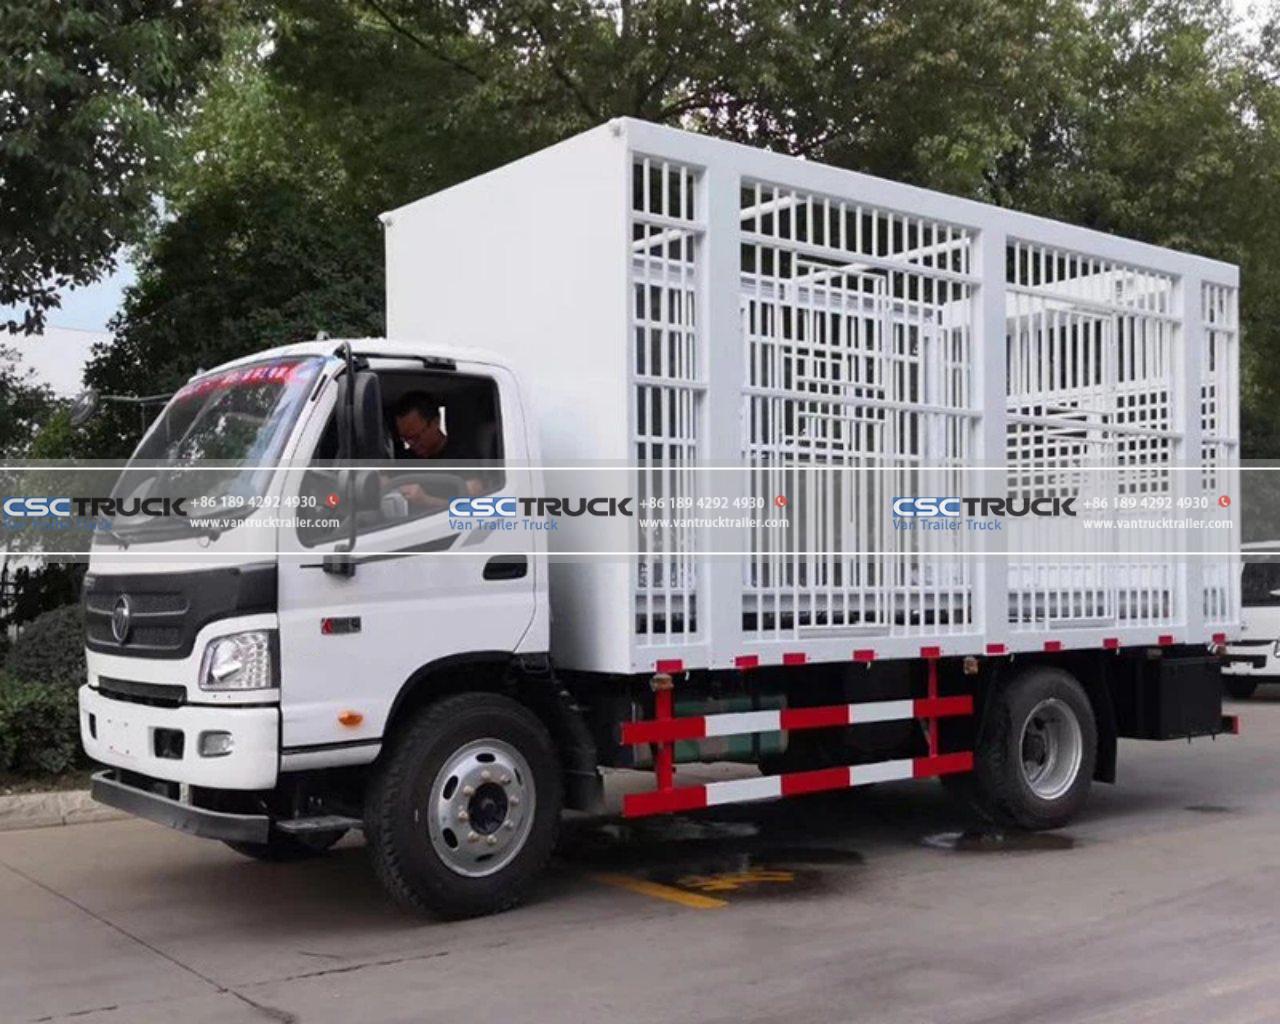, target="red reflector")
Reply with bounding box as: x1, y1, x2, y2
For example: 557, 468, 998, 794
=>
986, 643, 1006, 656
1222, 714, 1241, 736
853, 648, 876, 663
655, 659, 683, 674
1103, 637, 1120, 650
734, 655, 759, 670
1044, 640, 1063, 652
1212, 632, 1227, 645
920, 645, 941, 659
320, 619, 334, 635
1157, 634, 1174, 646
783, 652, 807, 666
